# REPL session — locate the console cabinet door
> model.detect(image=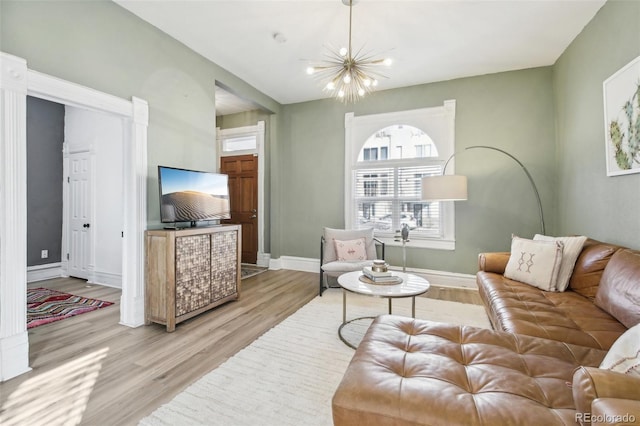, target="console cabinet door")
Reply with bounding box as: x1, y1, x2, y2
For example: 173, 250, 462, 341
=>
175, 234, 211, 316
211, 230, 238, 302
